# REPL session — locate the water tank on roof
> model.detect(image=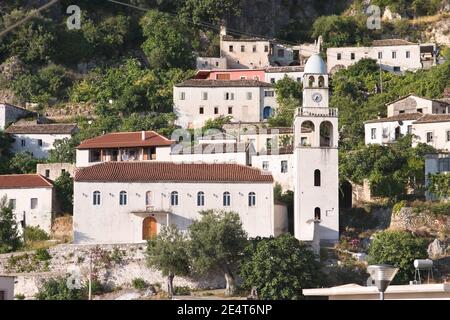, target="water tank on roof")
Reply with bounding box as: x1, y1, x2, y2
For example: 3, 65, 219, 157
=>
414, 259, 433, 270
